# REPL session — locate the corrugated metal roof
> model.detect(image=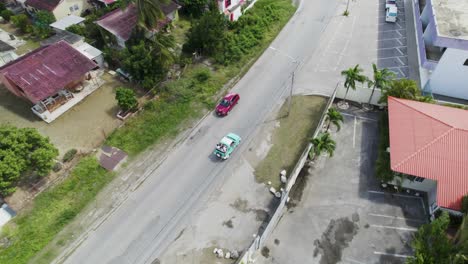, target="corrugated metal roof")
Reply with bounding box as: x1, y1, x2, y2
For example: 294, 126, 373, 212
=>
388, 96, 468, 210
50, 15, 85, 30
